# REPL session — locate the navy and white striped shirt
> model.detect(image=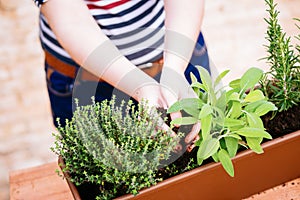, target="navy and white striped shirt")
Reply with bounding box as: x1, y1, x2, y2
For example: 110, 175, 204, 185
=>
34, 0, 165, 68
